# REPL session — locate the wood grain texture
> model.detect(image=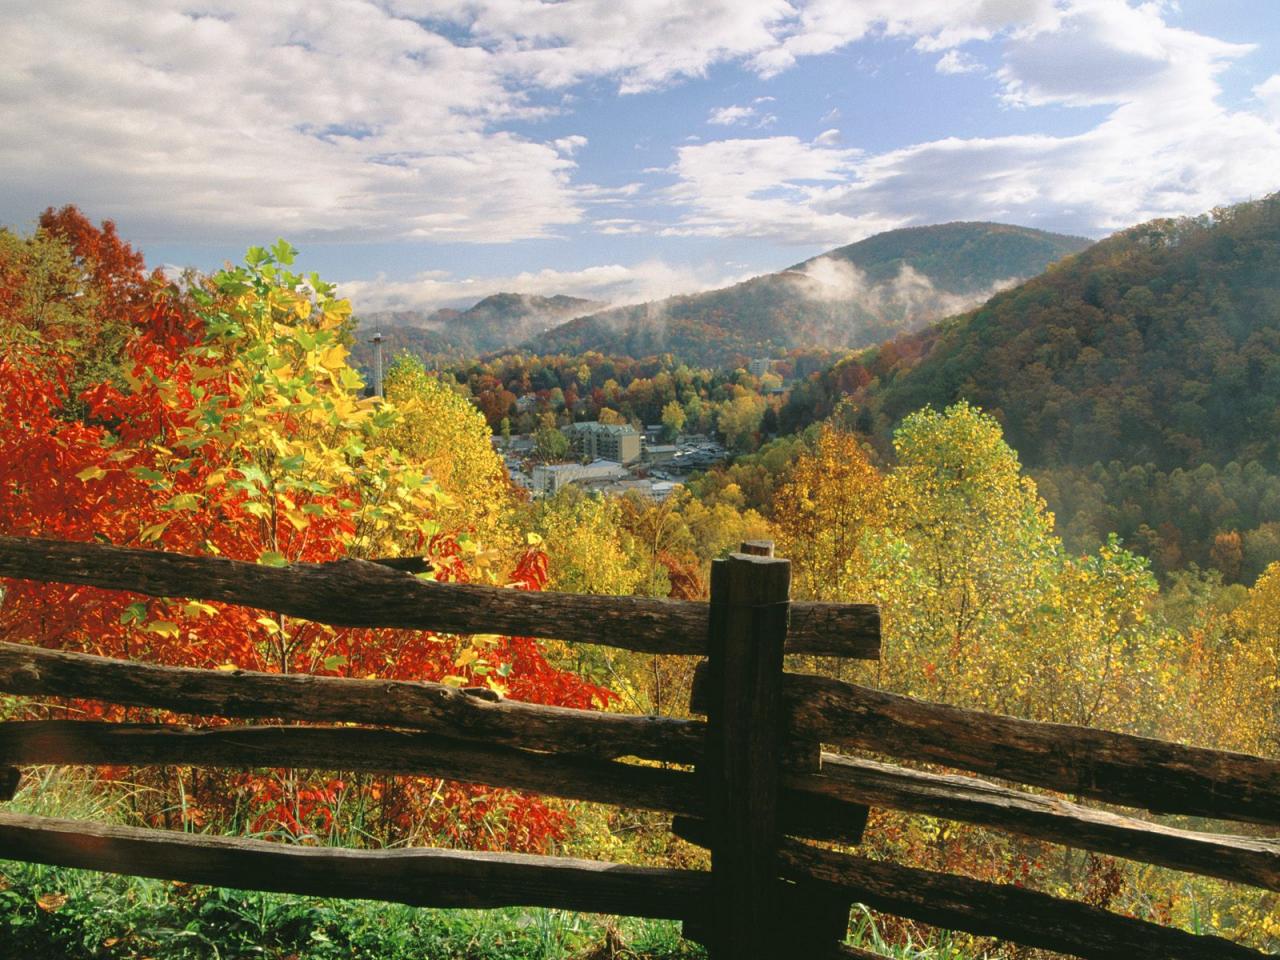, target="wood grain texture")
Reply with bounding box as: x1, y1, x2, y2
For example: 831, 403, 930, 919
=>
0, 642, 703, 763
689, 665, 1280, 824
703, 553, 790, 960
791, 754, 1280, 890
0, 720, 866, 844
0, 536, 878, 658
778, 839, 1272, 960
0, 812, 710, 919
785, 672, 1280, 824
0, 721, 700, 816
